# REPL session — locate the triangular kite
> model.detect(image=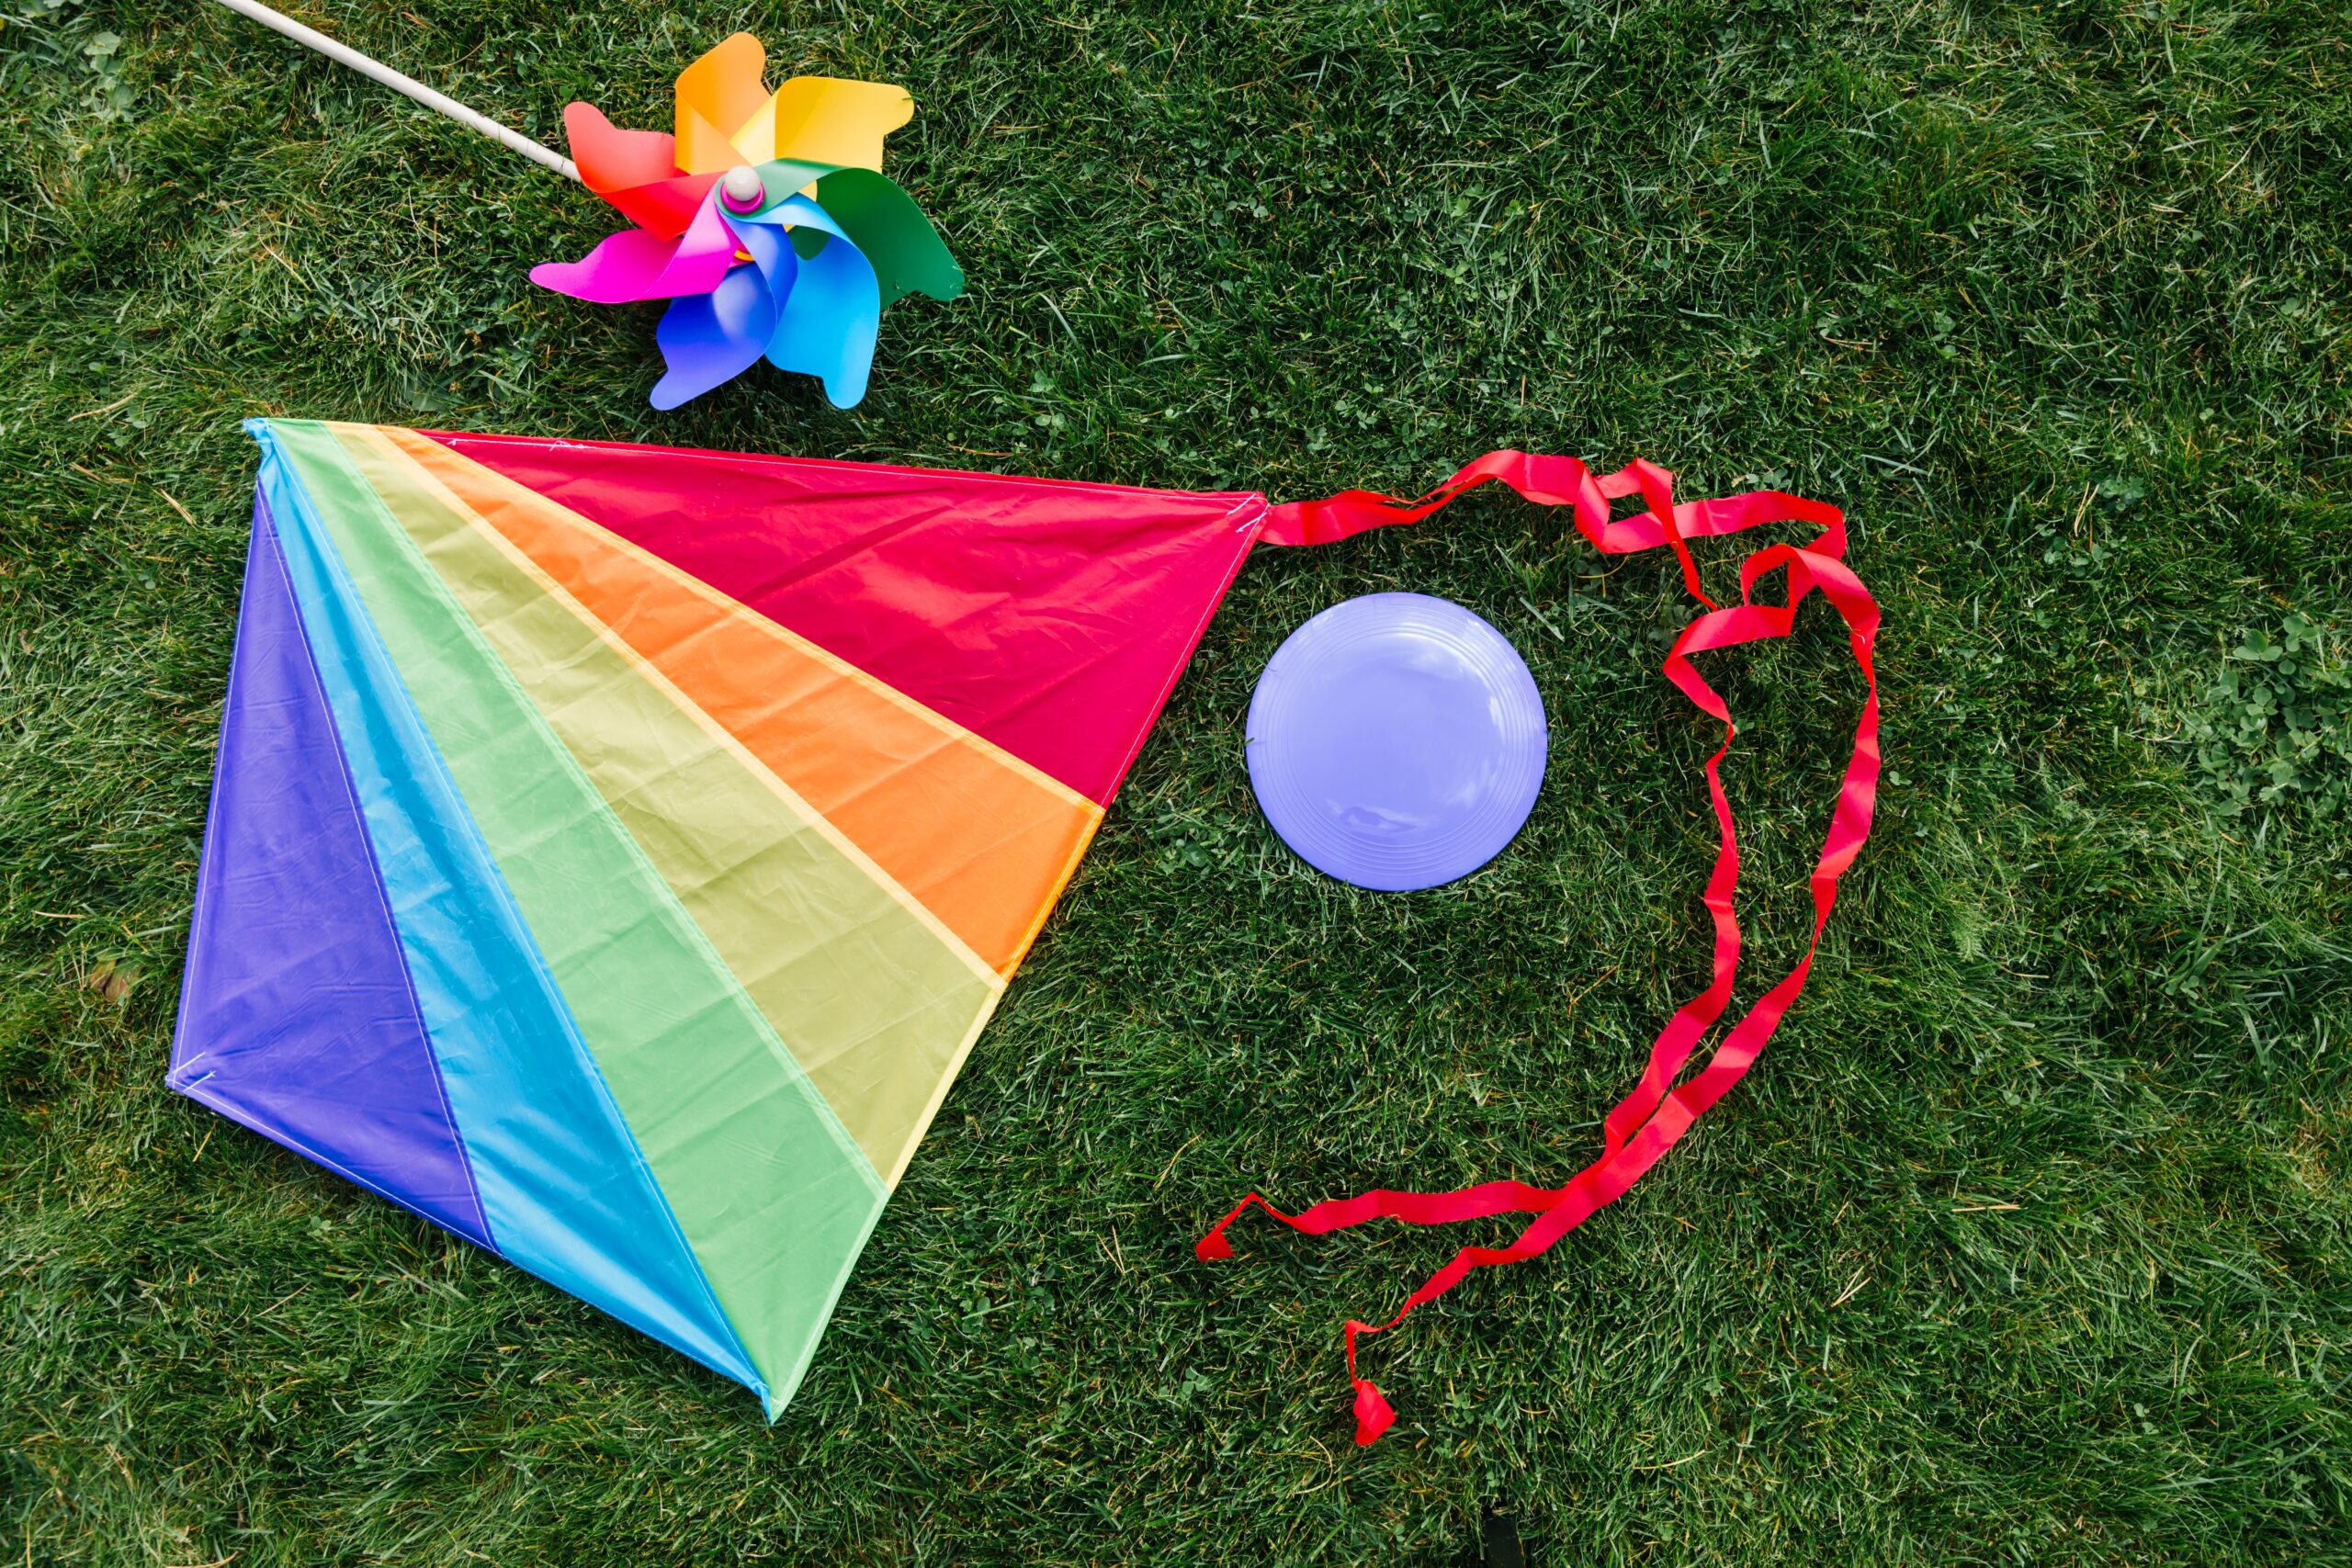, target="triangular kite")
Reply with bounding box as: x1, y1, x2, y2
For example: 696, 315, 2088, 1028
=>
175, 422, 1879, 1435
